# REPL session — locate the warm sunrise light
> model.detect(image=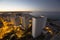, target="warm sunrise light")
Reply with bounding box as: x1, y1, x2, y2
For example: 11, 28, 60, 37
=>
0, 8, 40, 11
